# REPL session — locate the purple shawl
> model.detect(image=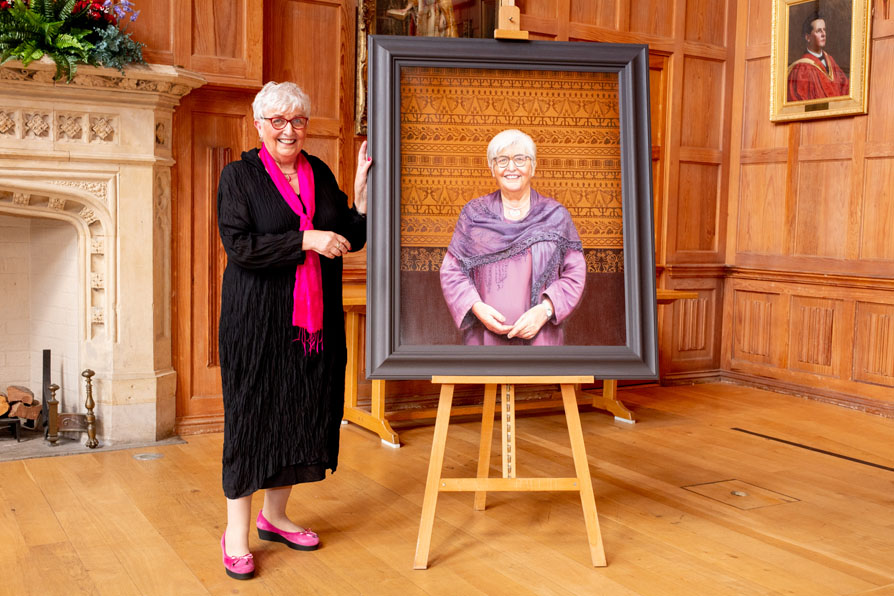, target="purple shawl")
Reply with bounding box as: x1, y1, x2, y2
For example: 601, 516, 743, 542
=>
446, 189, 583, 309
